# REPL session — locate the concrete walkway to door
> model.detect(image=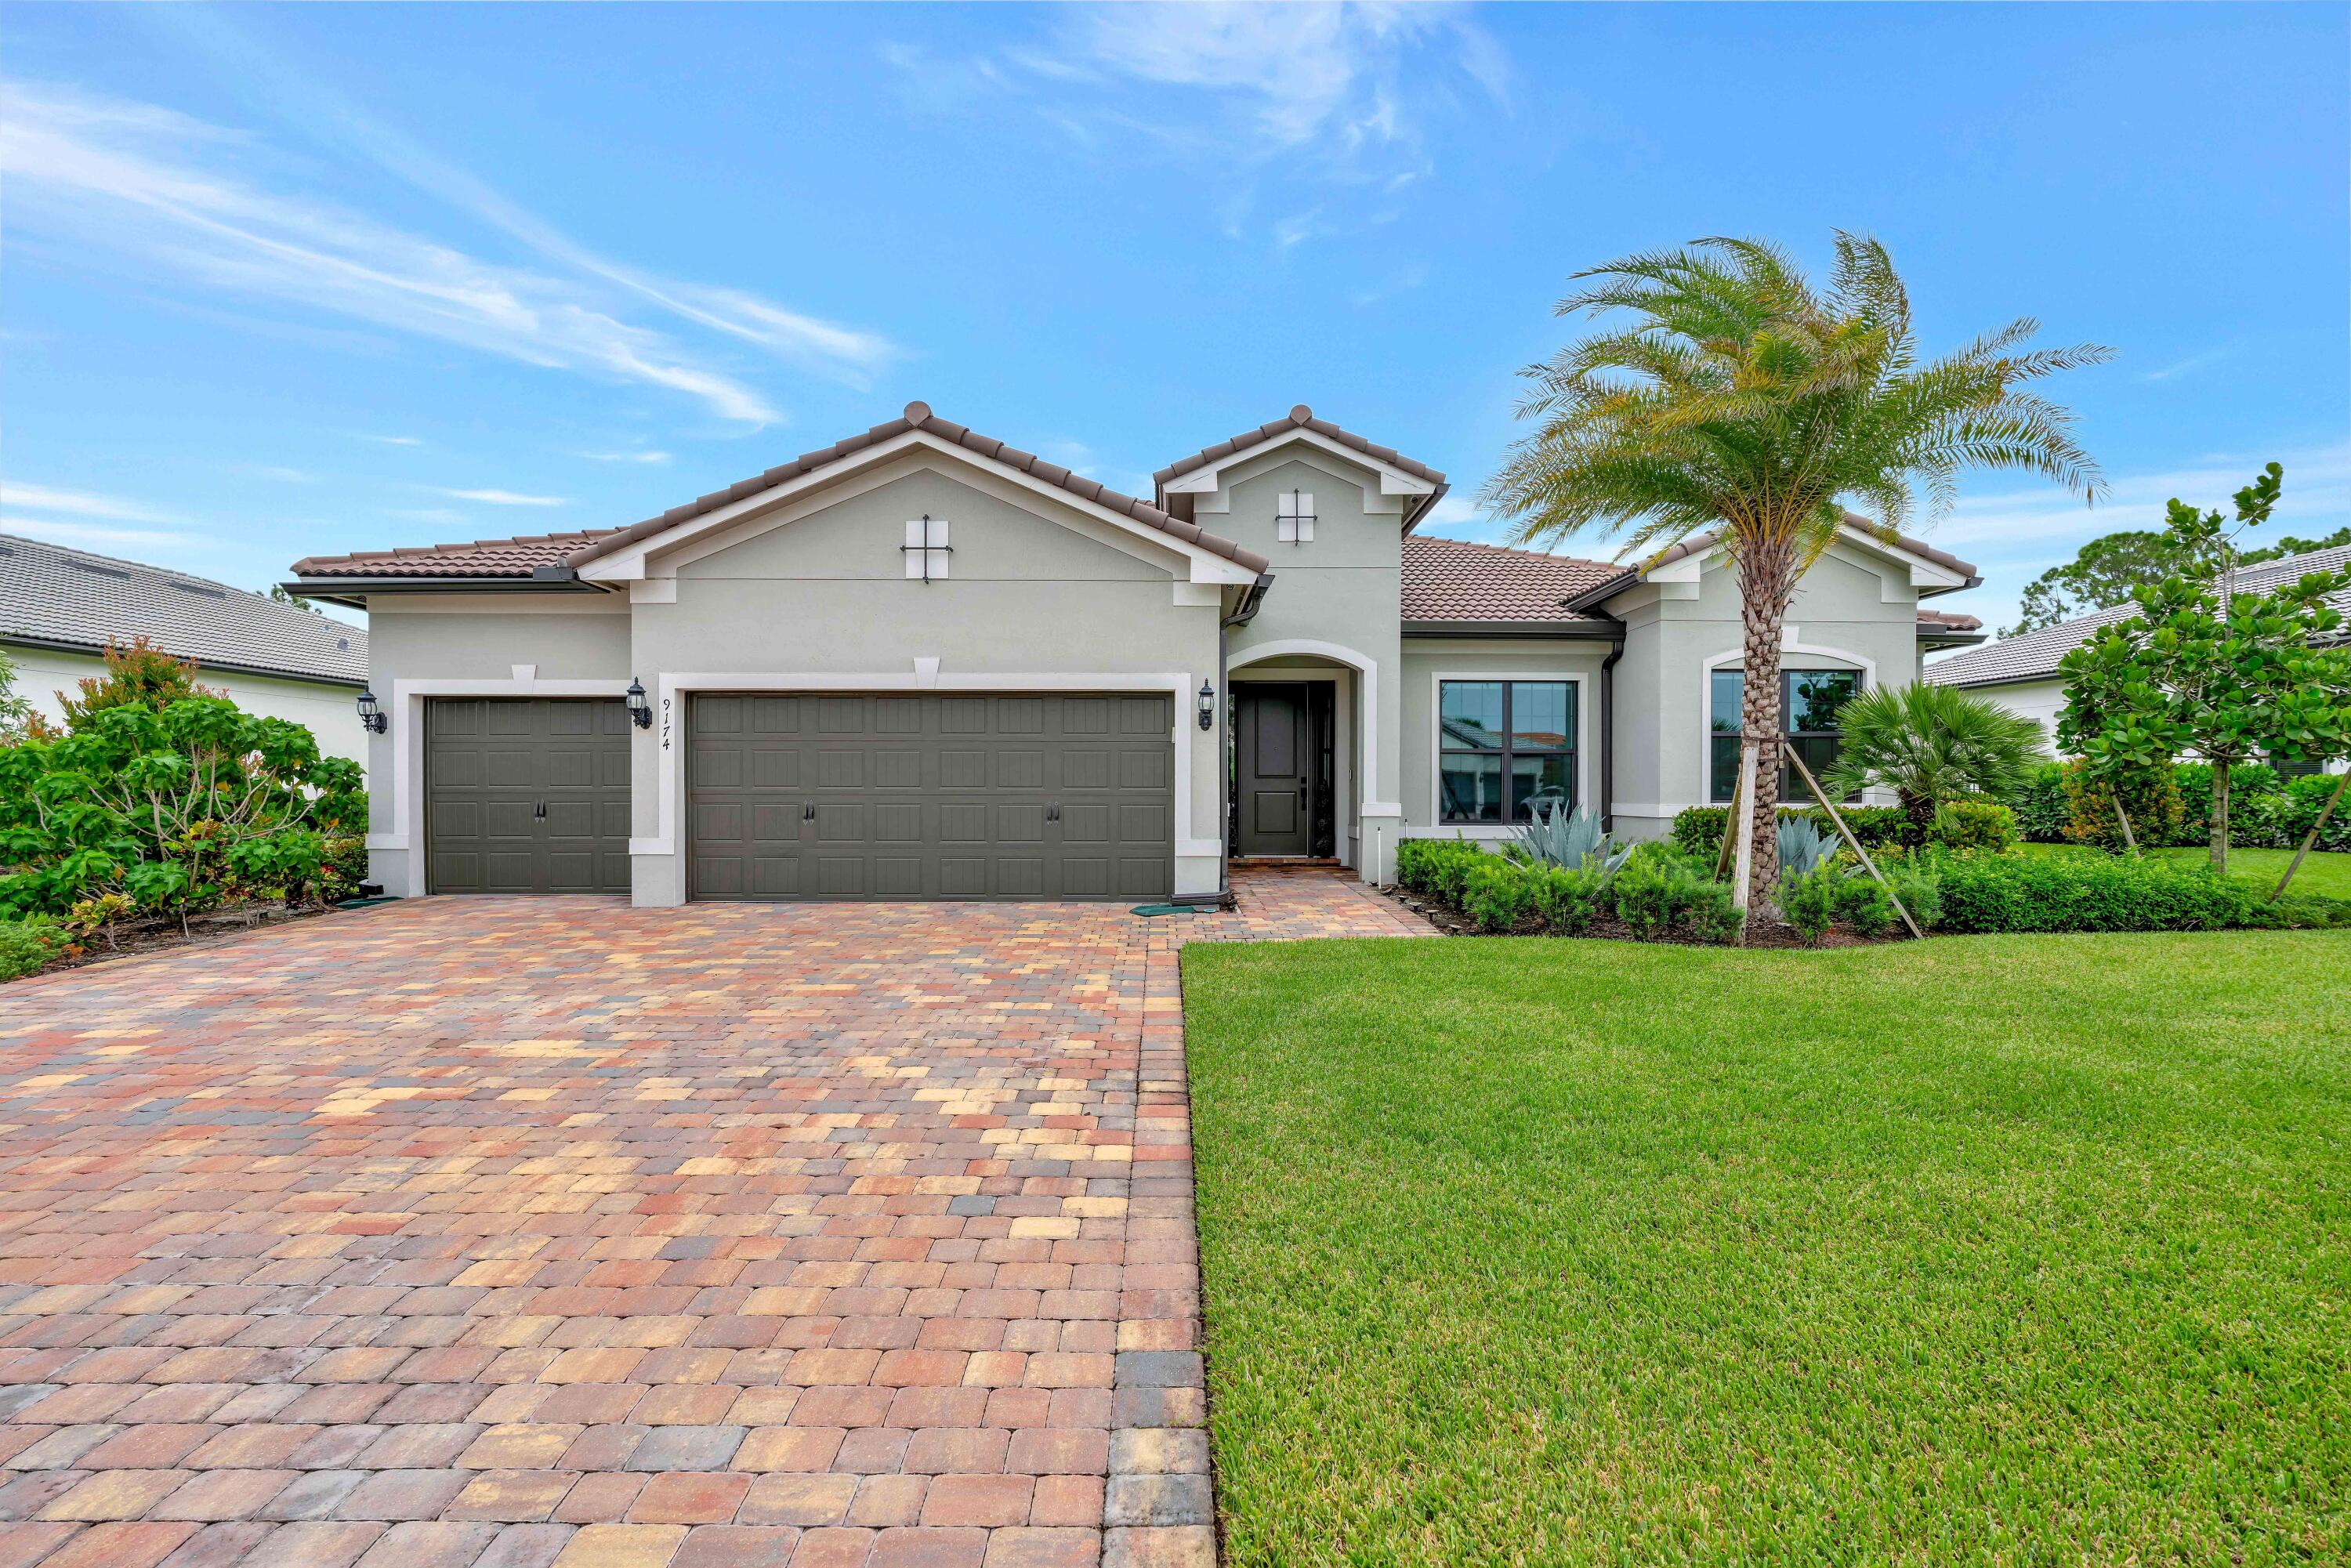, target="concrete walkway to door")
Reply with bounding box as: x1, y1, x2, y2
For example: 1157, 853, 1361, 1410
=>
0, 869, 1428, 1568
